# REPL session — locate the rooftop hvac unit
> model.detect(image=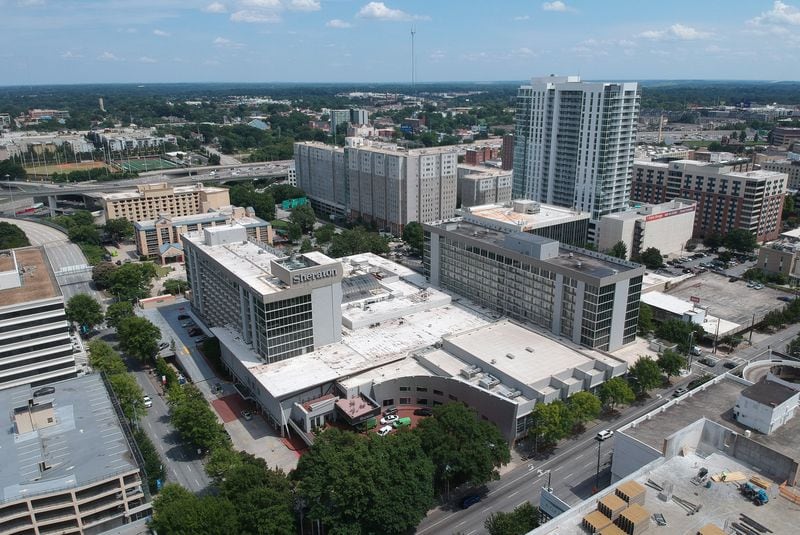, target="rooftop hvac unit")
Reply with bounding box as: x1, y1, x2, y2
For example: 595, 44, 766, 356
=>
460, 366, 478, 379
506, 353, 515, 359
479, 375, 500, 389
505, 390, 521, 399
525, 347, 534, 353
